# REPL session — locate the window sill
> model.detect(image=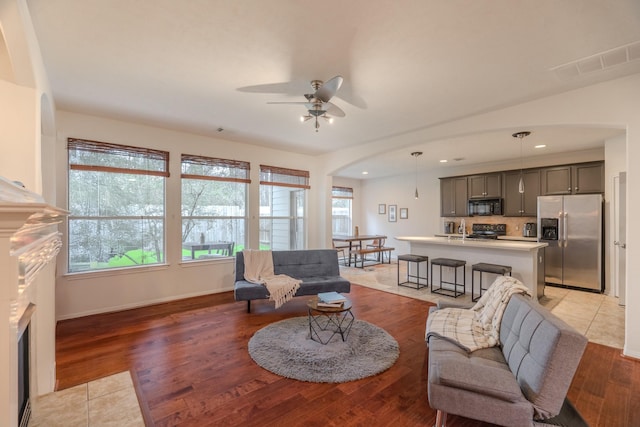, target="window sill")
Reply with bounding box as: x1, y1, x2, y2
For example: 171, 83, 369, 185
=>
64, 263, 170, 280
179, 257, 235, 268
